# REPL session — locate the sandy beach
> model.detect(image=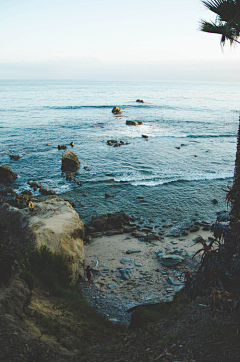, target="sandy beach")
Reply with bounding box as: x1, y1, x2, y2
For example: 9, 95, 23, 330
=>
82, 227, 212, 307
